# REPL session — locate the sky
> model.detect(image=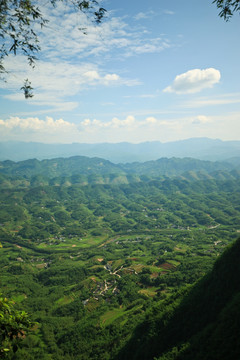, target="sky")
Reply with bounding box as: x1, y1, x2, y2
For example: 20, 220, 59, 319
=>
0, 0, 240, 144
